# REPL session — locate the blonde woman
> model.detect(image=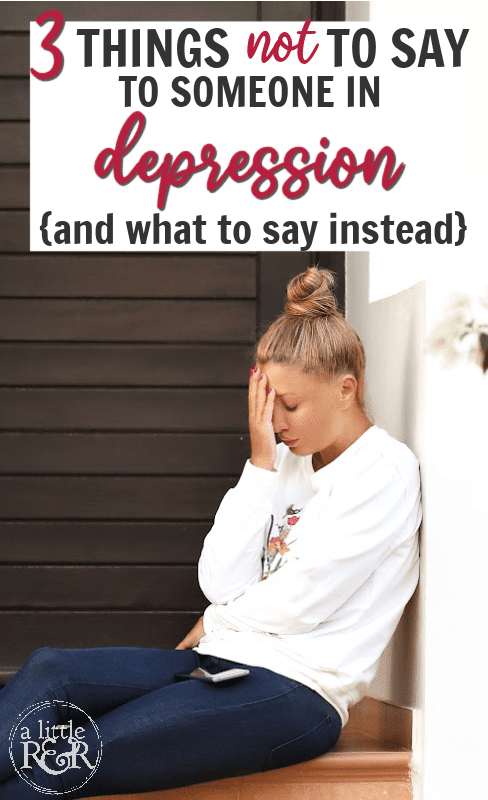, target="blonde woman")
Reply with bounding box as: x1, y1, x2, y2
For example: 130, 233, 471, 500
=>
0, 268, 421, 798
